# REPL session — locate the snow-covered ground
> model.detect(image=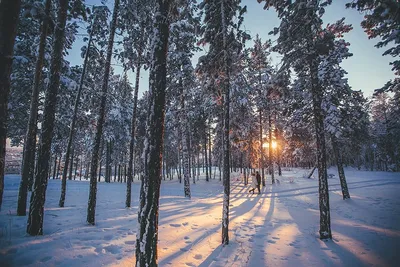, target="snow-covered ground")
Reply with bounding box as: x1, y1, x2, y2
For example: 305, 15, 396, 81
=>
1, 168, 399, 267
